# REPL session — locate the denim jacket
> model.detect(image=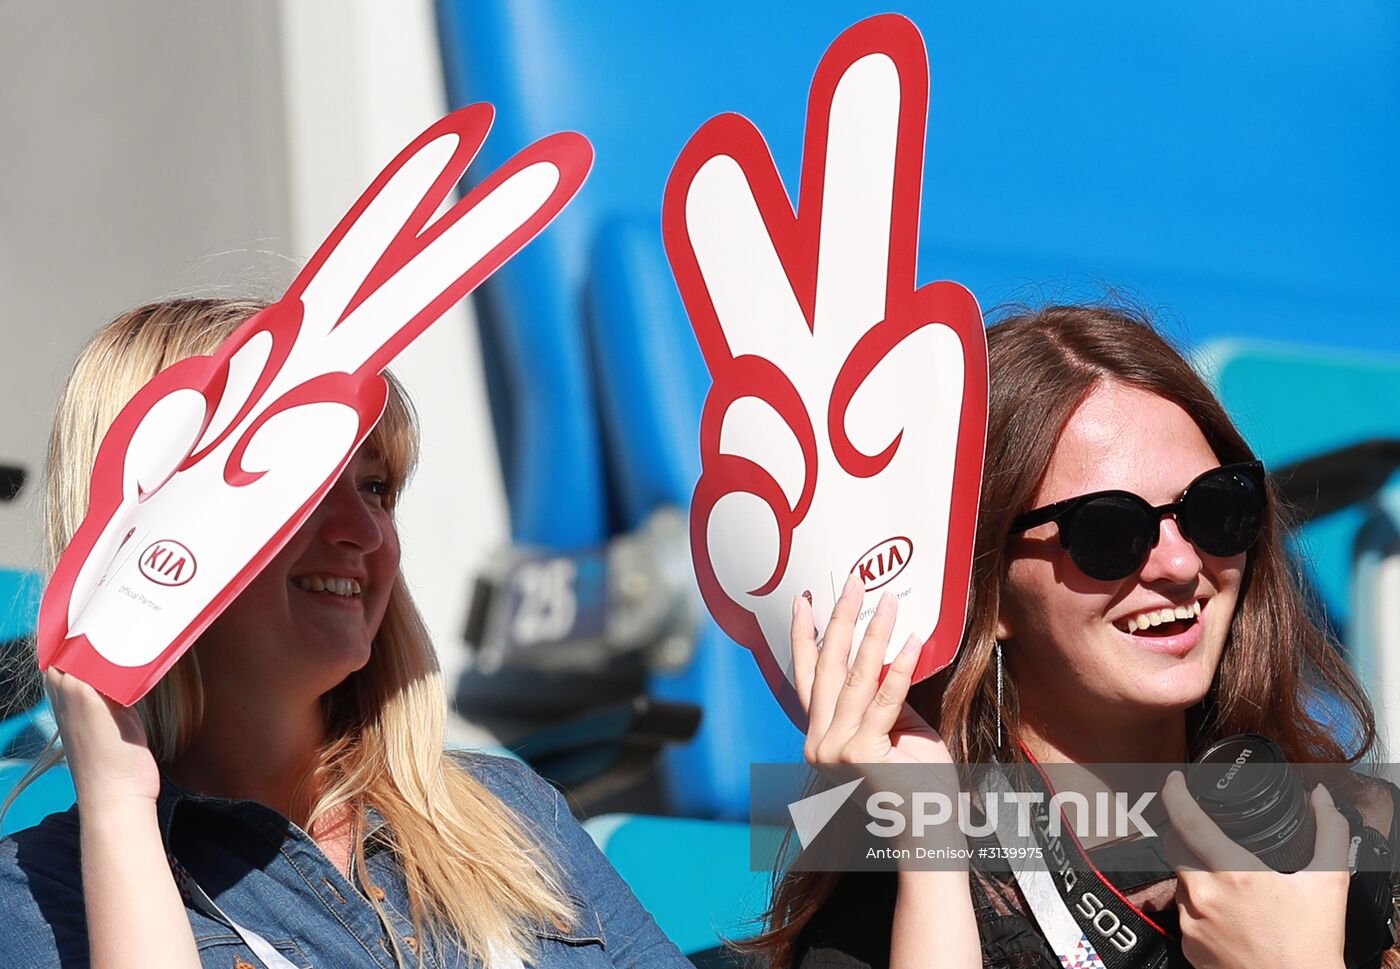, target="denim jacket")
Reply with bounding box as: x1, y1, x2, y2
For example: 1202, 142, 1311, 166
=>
0, 754, 691, 968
